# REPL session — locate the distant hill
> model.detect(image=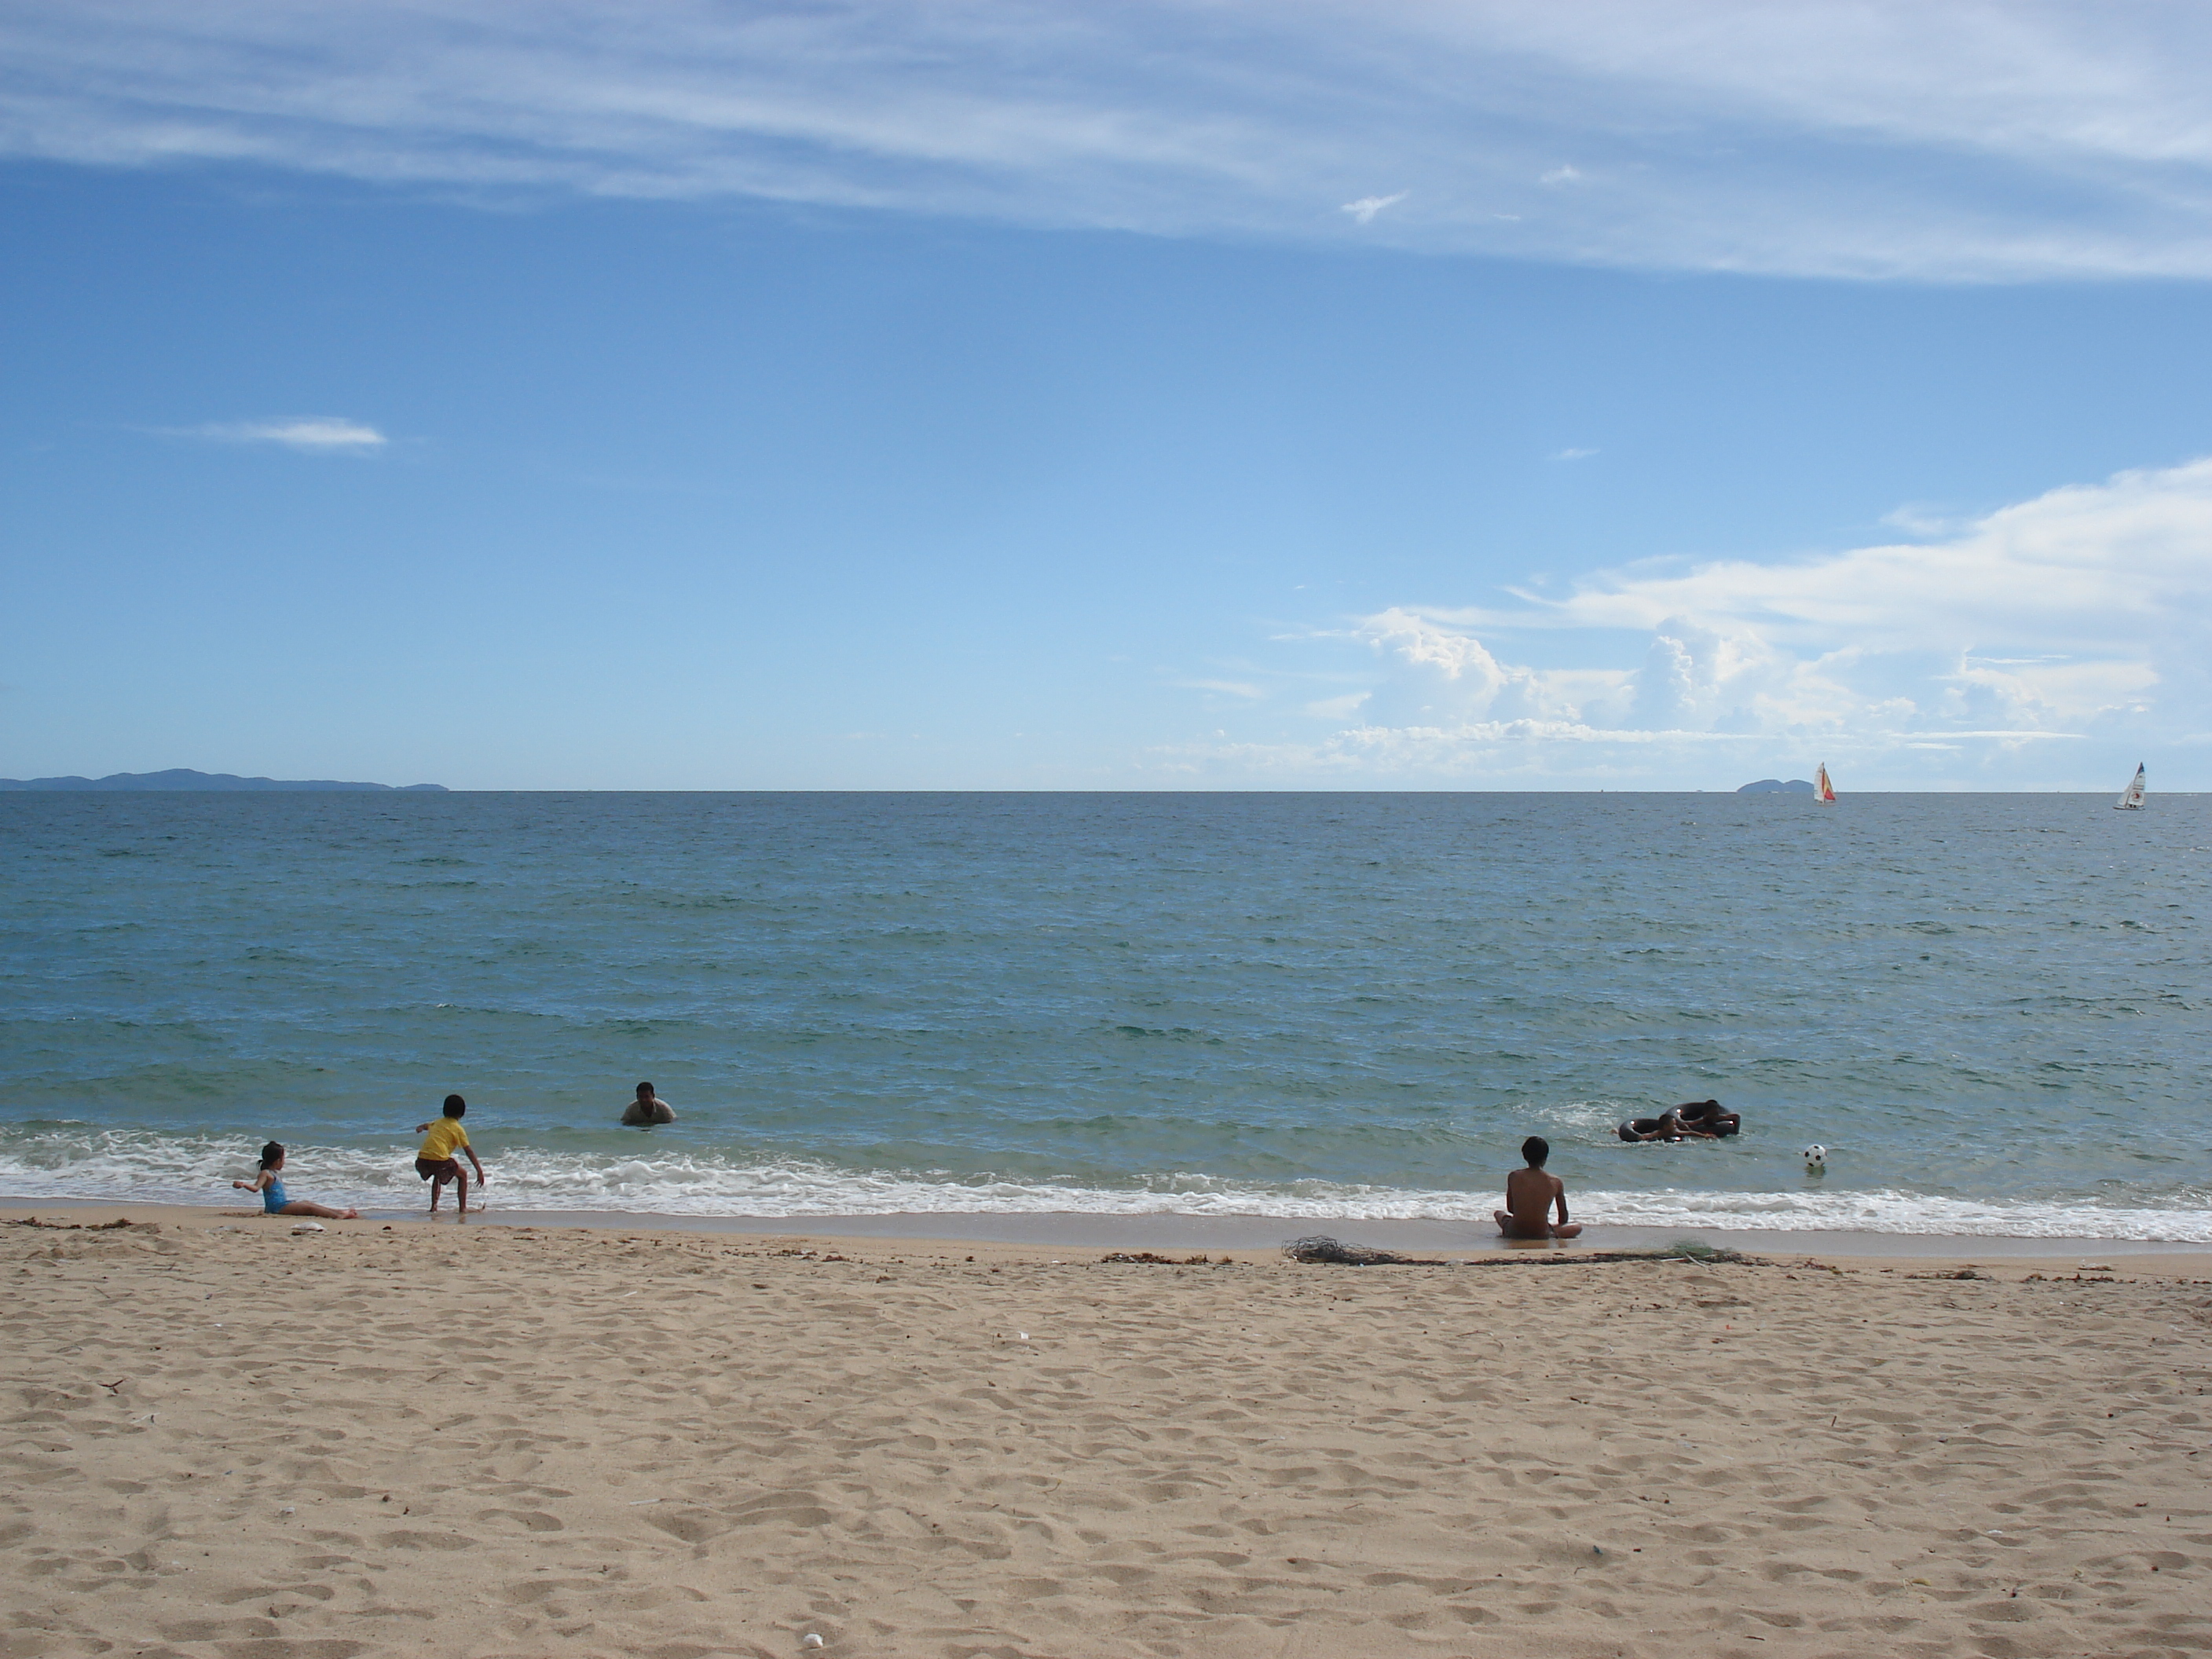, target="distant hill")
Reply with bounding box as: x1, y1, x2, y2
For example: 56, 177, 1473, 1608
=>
1737, 778, 1815, 795
0, 769, 448, 793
